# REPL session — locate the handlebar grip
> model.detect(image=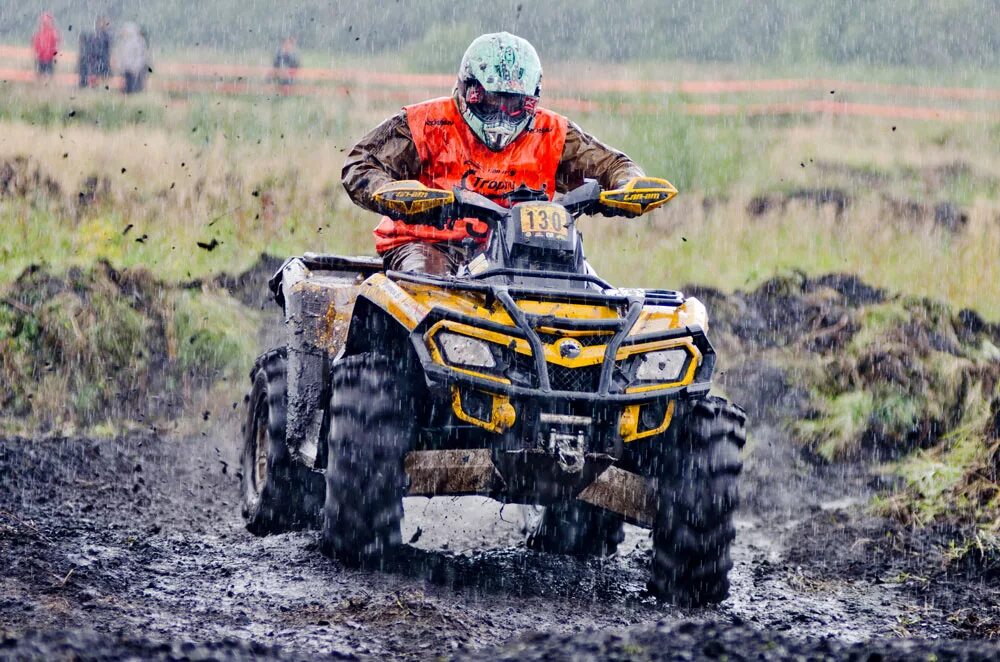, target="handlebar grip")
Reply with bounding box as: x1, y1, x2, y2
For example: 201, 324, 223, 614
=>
373, 180, 455, 221
598, 177, 678, 217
